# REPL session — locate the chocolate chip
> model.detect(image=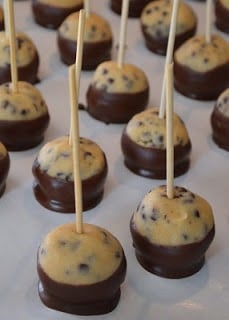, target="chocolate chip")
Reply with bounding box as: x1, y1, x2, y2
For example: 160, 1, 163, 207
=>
142, 213, 146, 220
102, 68, 108, 75
145, 9, 152, 14
107, 77, 114, 84
162, 11, 168, 16
203, 58, 209, 64
78, 263, 89, 274
224, 96, 228, 104
157, 20, 163, 25
150, 208, 160, 221
91, 25, 96, 32
16, 38, 24, 49
1, 100, 9, 109
101, 230, 109, 244
115, 251, 121, 259
84, 151, 92, 159
21, 109, 28, 115
182, 233, 189, 241
194, 209, 200, 218
59, 240, 67, 247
